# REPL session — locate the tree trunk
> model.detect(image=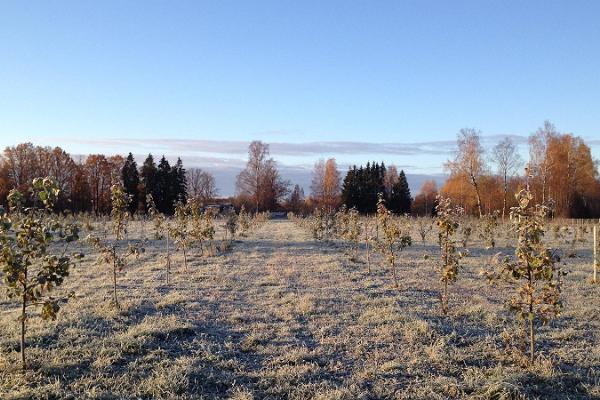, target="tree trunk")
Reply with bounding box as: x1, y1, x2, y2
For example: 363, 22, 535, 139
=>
470, 173, 483, 218
365, 230, 371, 274
527, 256, 535, 365
442, 230, 449, 315
166, 230, 171, 284
112, 250, 119, 309
529, 312, 535, 365
502, 172, 508, 220
593, 226, 598, 284
392, 261, 398, 288
20, 282, 27, 370
442, 279, 448, 315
